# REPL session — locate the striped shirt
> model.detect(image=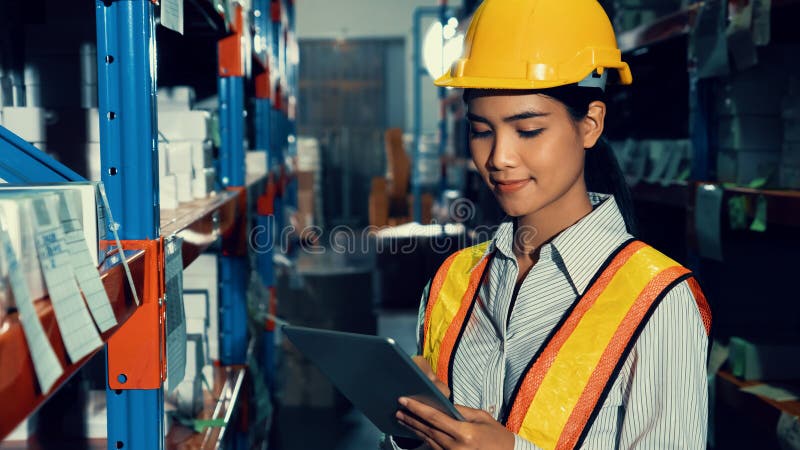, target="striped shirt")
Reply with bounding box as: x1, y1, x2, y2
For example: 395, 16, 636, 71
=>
386, 193, 708, 449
